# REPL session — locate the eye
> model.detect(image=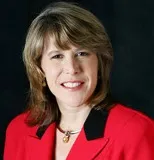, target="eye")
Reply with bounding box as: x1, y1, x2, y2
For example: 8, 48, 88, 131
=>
51, 54, 64, 59
76, 52, 89, 57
